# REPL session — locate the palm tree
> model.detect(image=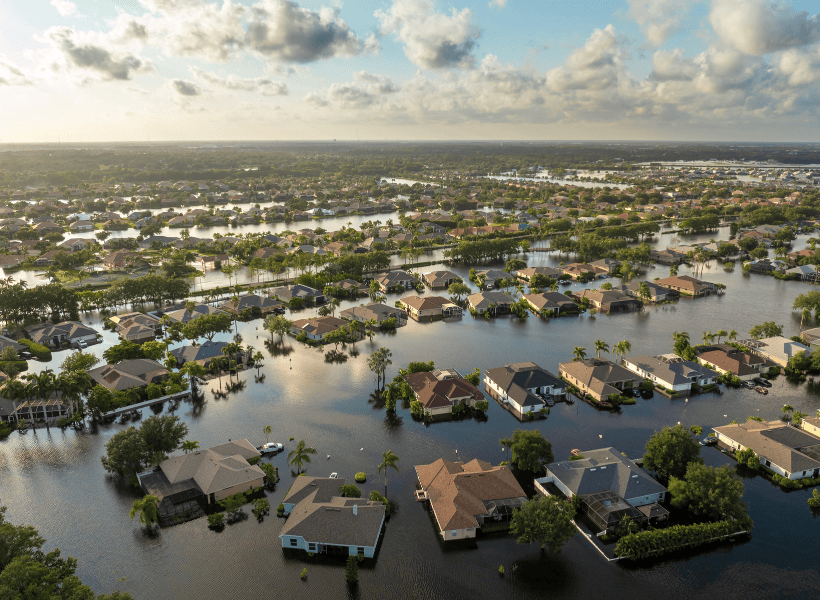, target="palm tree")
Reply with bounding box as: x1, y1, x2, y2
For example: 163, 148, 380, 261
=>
714, 329, 728, 344
364, 319, 377, 341
263, 425, 272, 444
638, 281, 651, 306
181, 440, 199, 454
613, 340, 632, 362
702, 331, 715, 344
594, 339, 609, 358
572, 346, 587, 361
670, 264, 679, 277
378, 450, 399, 497
728, 329, 738, 342
288, 440, 317, 474
129, 495, 160, 530
673, 331, 690, 345
253, 351, 265, 375
550, 281, 559, 292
